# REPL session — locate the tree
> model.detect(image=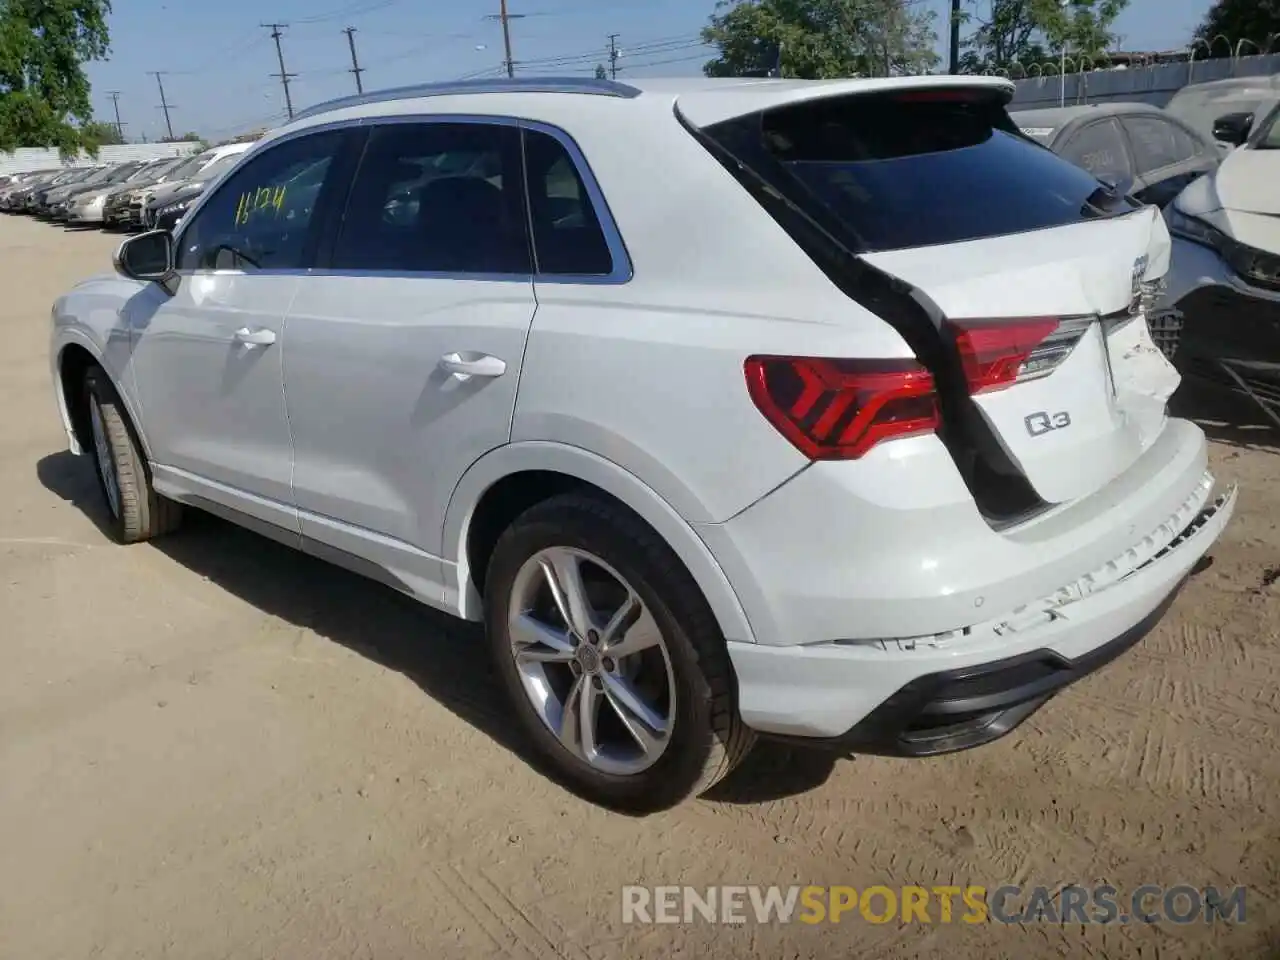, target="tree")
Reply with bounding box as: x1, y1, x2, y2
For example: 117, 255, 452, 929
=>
0, 0, 113, 154
594, 63, 608, 79
701, 0, 938, 80
960, 0, 1128, 75
163, 131, 203, 143
1195, 0, 1280, 56
81, 119, 123, 145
